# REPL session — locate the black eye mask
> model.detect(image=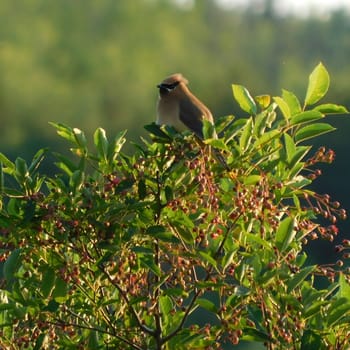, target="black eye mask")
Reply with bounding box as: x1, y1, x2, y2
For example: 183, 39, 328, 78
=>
157, 81, 180, 93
